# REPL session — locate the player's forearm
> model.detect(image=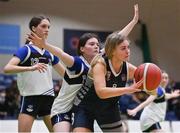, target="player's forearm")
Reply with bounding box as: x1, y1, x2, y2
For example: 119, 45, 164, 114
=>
134, 100, 150, 112
118, 19, 137, 37
134, 95, 156, 112
96, 86, 132, 99
45, 43, 74, 67
165, 93, 176, 100
53, 63, 65, 77
3, 65, 32, 74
